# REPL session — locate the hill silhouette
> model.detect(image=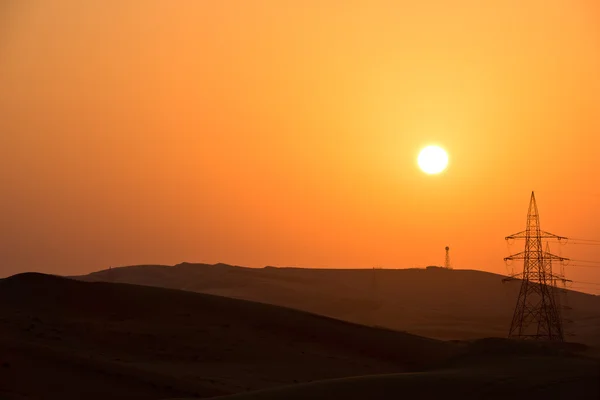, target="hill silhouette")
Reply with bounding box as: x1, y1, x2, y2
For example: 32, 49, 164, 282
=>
77, 263, 600, 347
0, 273, 457, 400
